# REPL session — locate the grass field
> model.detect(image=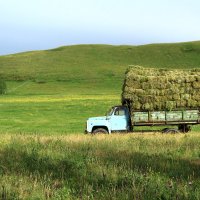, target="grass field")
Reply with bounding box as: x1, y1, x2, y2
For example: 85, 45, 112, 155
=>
1, 42, 200, 199
0, 94, 119, 134
0, 80, 120, 134
1, 133, 200, 199
1, 80, 200, 134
